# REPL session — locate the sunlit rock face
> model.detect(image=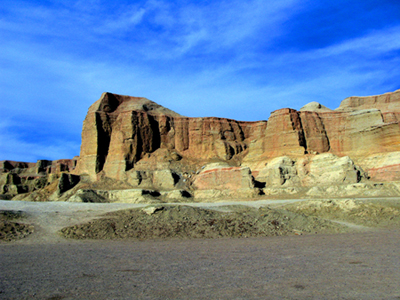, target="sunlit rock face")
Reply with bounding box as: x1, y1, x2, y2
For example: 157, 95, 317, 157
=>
4, 89, 400, 202
74, 92, 261, 180
73, 90, 400, 181
336, 89, 400, 113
